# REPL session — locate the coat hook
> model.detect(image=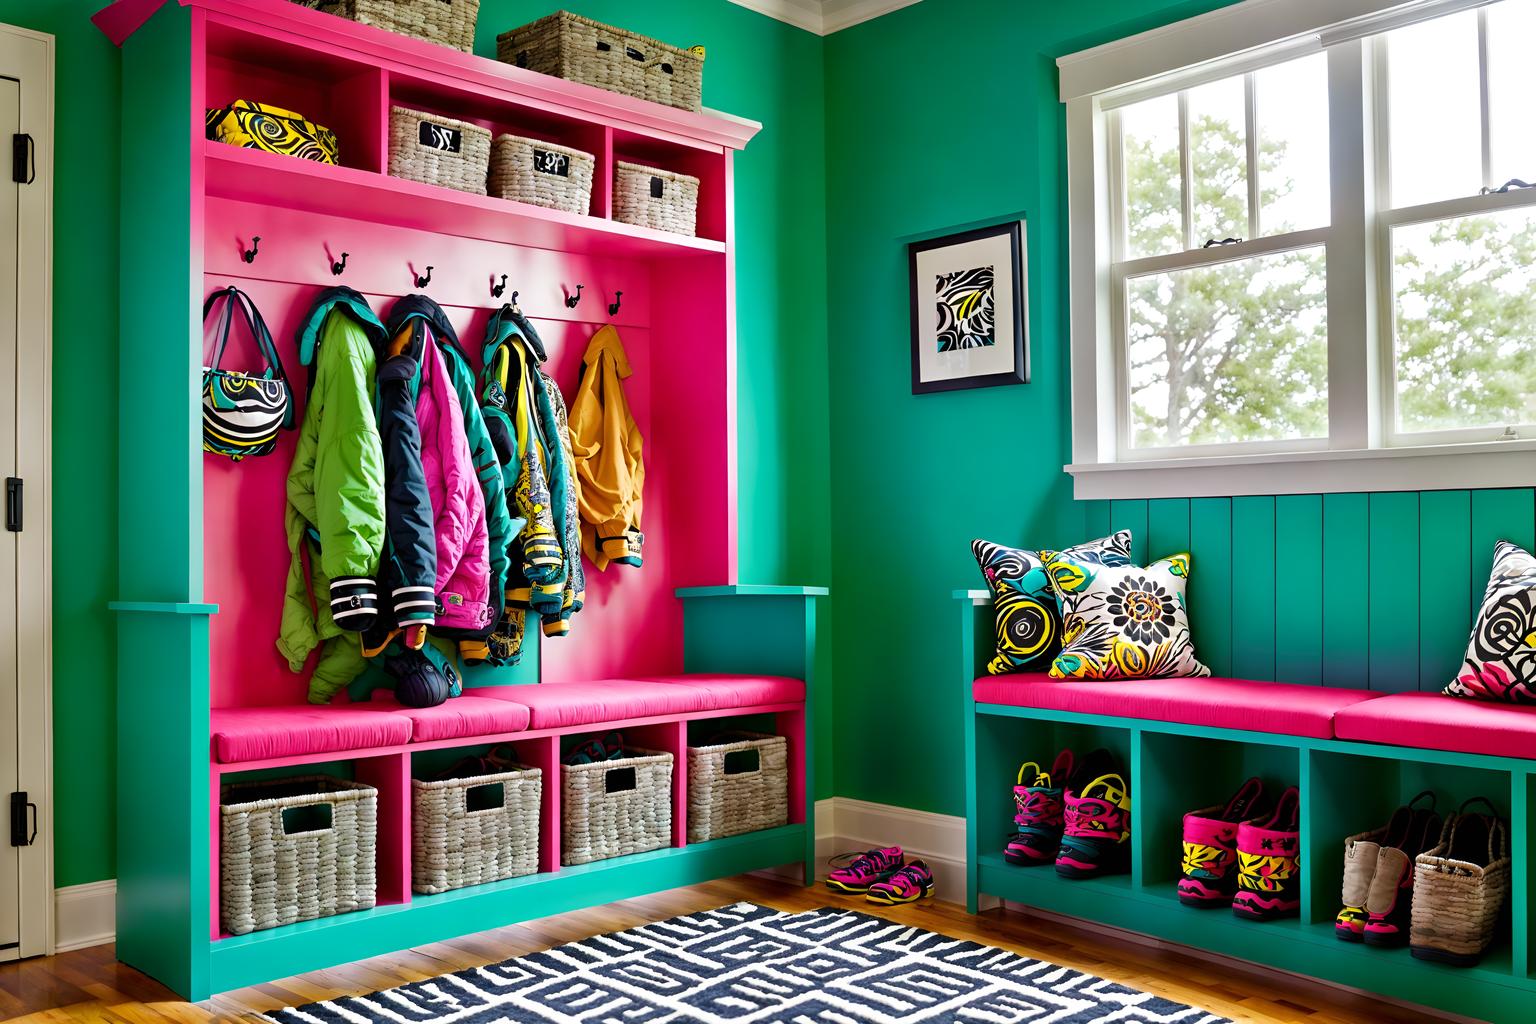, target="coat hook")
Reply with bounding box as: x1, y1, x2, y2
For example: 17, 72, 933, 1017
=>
331, 252, 349, 276
565, 283, 584, 309
510, 290, 520, 308
608, 290, 623, 317
492, 274, 507, 298
242, 236, 261, 263
415, 265, 434, 288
